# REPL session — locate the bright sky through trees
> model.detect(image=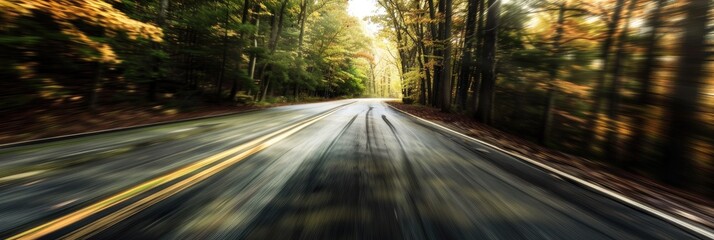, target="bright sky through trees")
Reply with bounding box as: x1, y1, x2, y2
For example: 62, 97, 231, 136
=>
347, 0, 382, 36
